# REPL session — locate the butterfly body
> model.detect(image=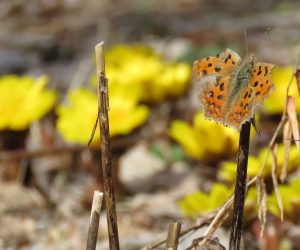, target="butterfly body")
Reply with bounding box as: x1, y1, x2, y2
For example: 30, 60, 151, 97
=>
227, 56, 252, 103
192, 49, 274, 130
